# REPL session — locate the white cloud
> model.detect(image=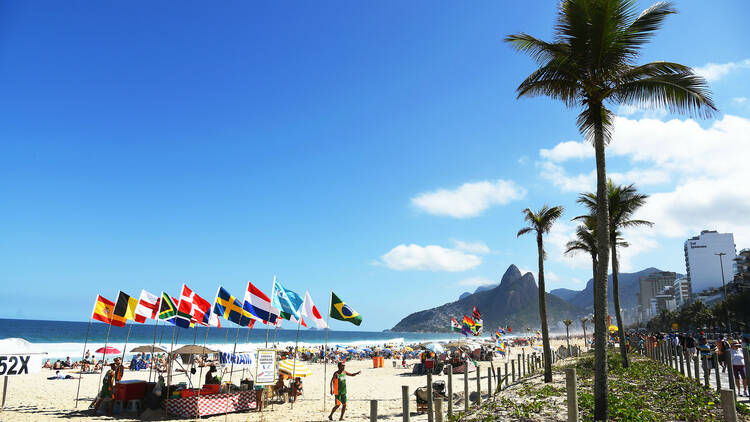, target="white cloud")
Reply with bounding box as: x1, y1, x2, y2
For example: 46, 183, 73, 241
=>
734, 97, 748, 104
379, 244, 482, 272
411, 179, 526, 218
537, 114, 750, 265
518, 155, 529, 166
539, 141, 593, 162
452, 240, 491, 255
457, 276, 497, 287
546, 272, 559, 282
694, 58, 750, 82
